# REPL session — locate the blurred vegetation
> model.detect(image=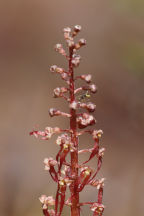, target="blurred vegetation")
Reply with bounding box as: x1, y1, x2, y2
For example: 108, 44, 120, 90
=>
121, 42, 144, 76
113, 0, 144, 16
